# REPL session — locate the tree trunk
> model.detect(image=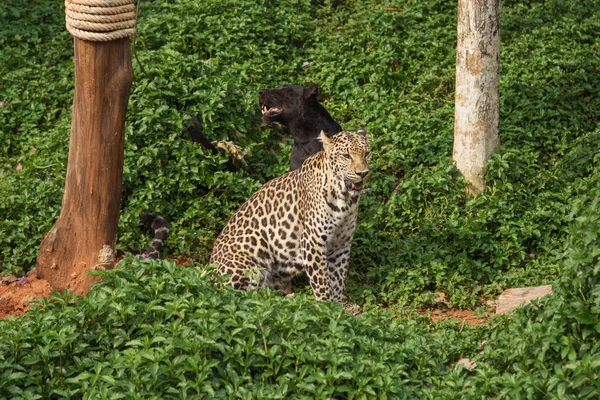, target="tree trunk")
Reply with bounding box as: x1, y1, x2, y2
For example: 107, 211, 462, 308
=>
453, 0, 500, 195
36, 37, 133, 294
